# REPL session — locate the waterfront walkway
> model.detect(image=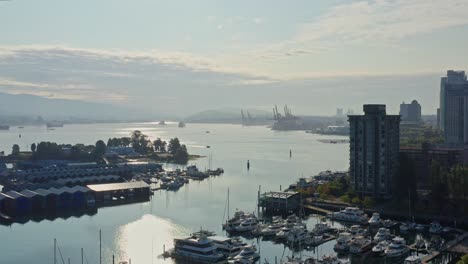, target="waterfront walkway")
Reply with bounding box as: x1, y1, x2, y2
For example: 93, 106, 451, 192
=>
421, 231, 468, 263
303, 204, 332, 214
